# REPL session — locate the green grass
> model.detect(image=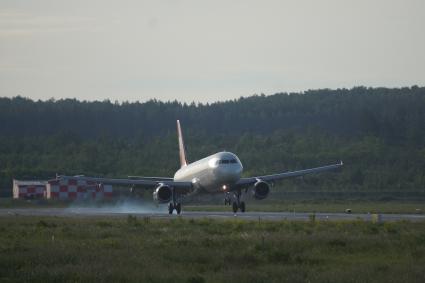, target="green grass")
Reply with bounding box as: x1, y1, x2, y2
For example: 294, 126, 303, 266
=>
0, 198, 69, 208
185, 200, 425, 214
0, 216, 425, 282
